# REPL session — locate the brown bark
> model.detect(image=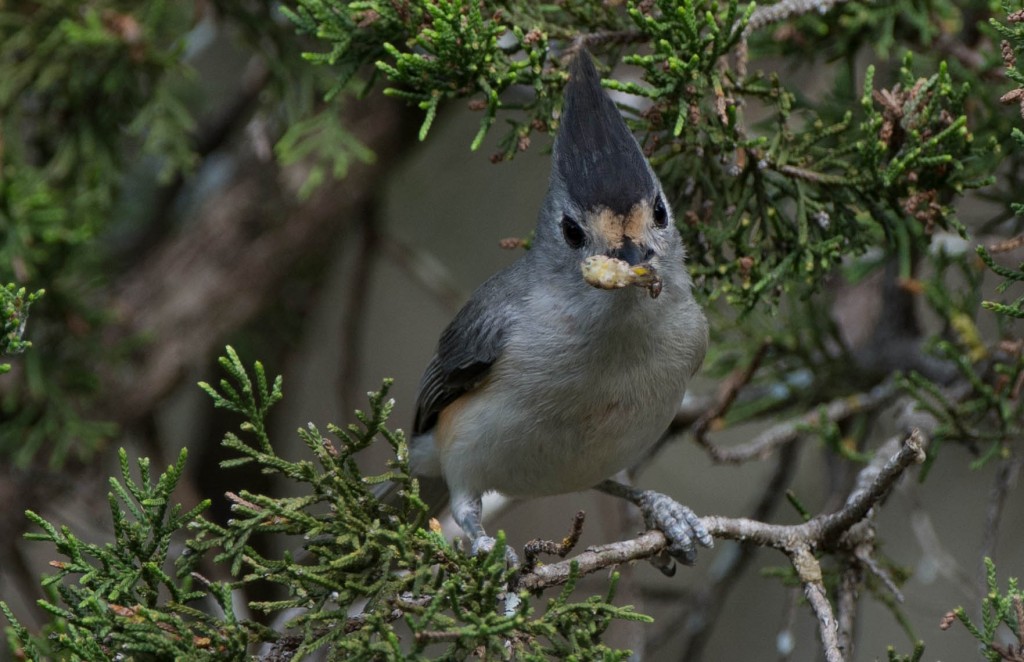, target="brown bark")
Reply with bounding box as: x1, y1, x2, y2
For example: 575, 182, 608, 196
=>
101, 92, 414, 423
